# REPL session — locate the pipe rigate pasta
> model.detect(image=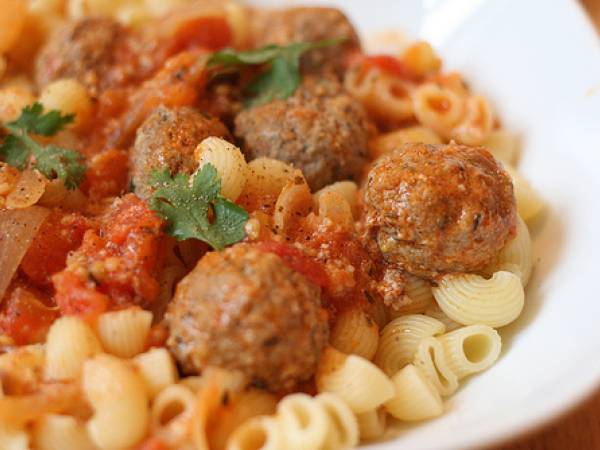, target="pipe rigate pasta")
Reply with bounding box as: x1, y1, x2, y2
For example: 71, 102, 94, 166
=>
385, 364, 443, 421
